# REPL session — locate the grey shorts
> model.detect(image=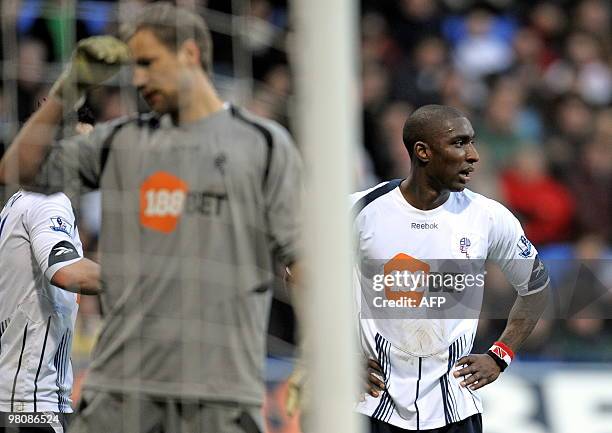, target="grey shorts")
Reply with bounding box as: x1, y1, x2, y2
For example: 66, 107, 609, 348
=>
68, 391, 263, 433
